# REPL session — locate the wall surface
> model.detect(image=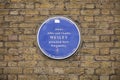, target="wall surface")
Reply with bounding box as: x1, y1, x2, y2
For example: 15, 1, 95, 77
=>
0, 0, 120, 80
